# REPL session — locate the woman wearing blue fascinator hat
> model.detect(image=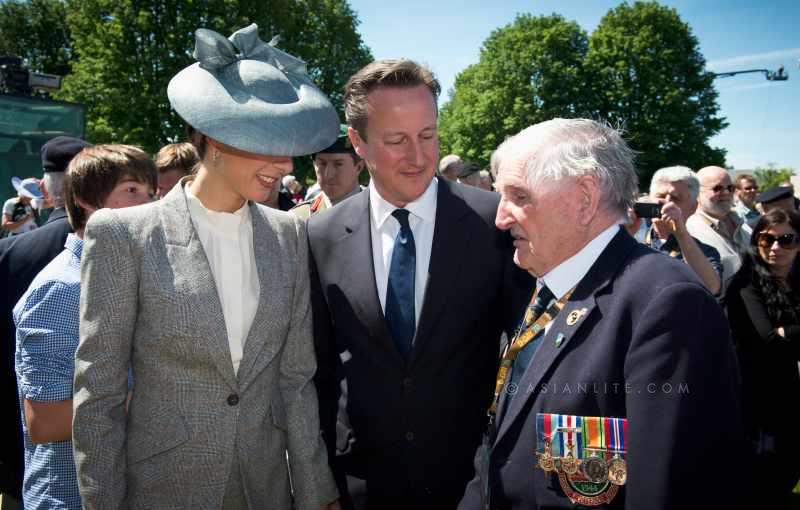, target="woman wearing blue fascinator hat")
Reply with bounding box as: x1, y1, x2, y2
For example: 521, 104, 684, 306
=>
72, 24, 341, 509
